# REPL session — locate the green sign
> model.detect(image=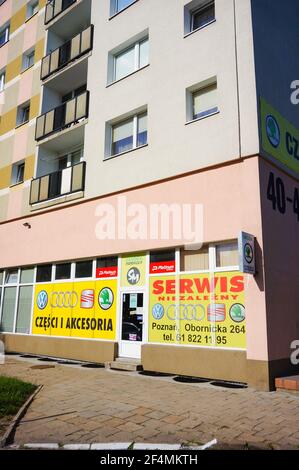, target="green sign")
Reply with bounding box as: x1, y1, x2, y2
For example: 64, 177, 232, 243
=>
261, 98, 299, 176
